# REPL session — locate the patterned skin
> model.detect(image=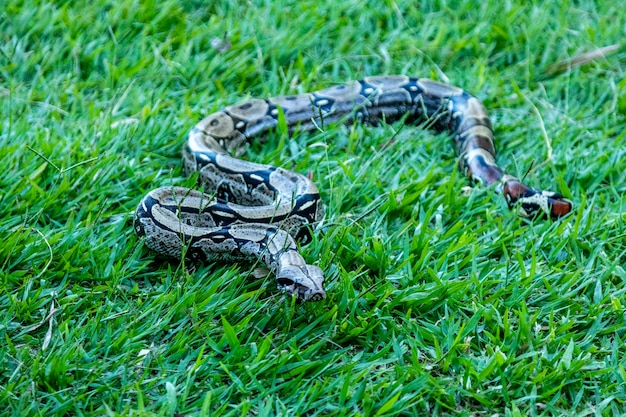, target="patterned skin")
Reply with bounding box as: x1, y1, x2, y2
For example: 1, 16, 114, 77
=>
135, 75, 572, 301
